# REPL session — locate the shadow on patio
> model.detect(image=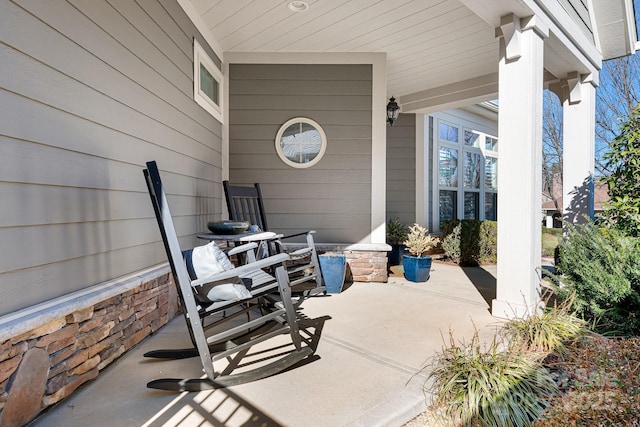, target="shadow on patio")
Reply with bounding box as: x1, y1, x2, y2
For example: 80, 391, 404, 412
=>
30, 263, 500, 427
